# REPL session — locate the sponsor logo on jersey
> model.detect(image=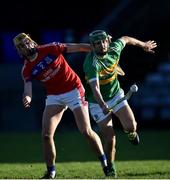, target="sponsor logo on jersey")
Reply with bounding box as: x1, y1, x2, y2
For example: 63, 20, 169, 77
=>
31, 55, 56, 78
